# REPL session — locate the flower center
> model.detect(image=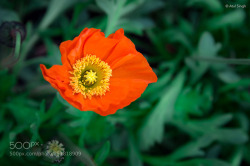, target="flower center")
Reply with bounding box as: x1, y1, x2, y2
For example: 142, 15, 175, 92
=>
69, 54, 112, 99
82, 70, 97, 86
